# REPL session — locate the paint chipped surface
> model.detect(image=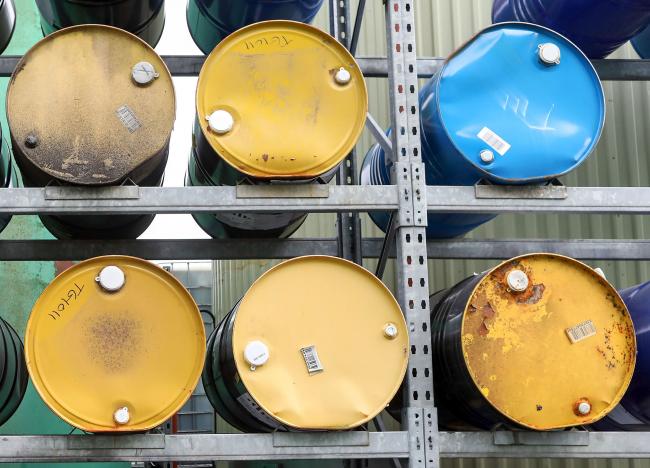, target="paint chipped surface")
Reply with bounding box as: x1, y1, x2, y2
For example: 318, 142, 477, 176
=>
461, 254, 636, 430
